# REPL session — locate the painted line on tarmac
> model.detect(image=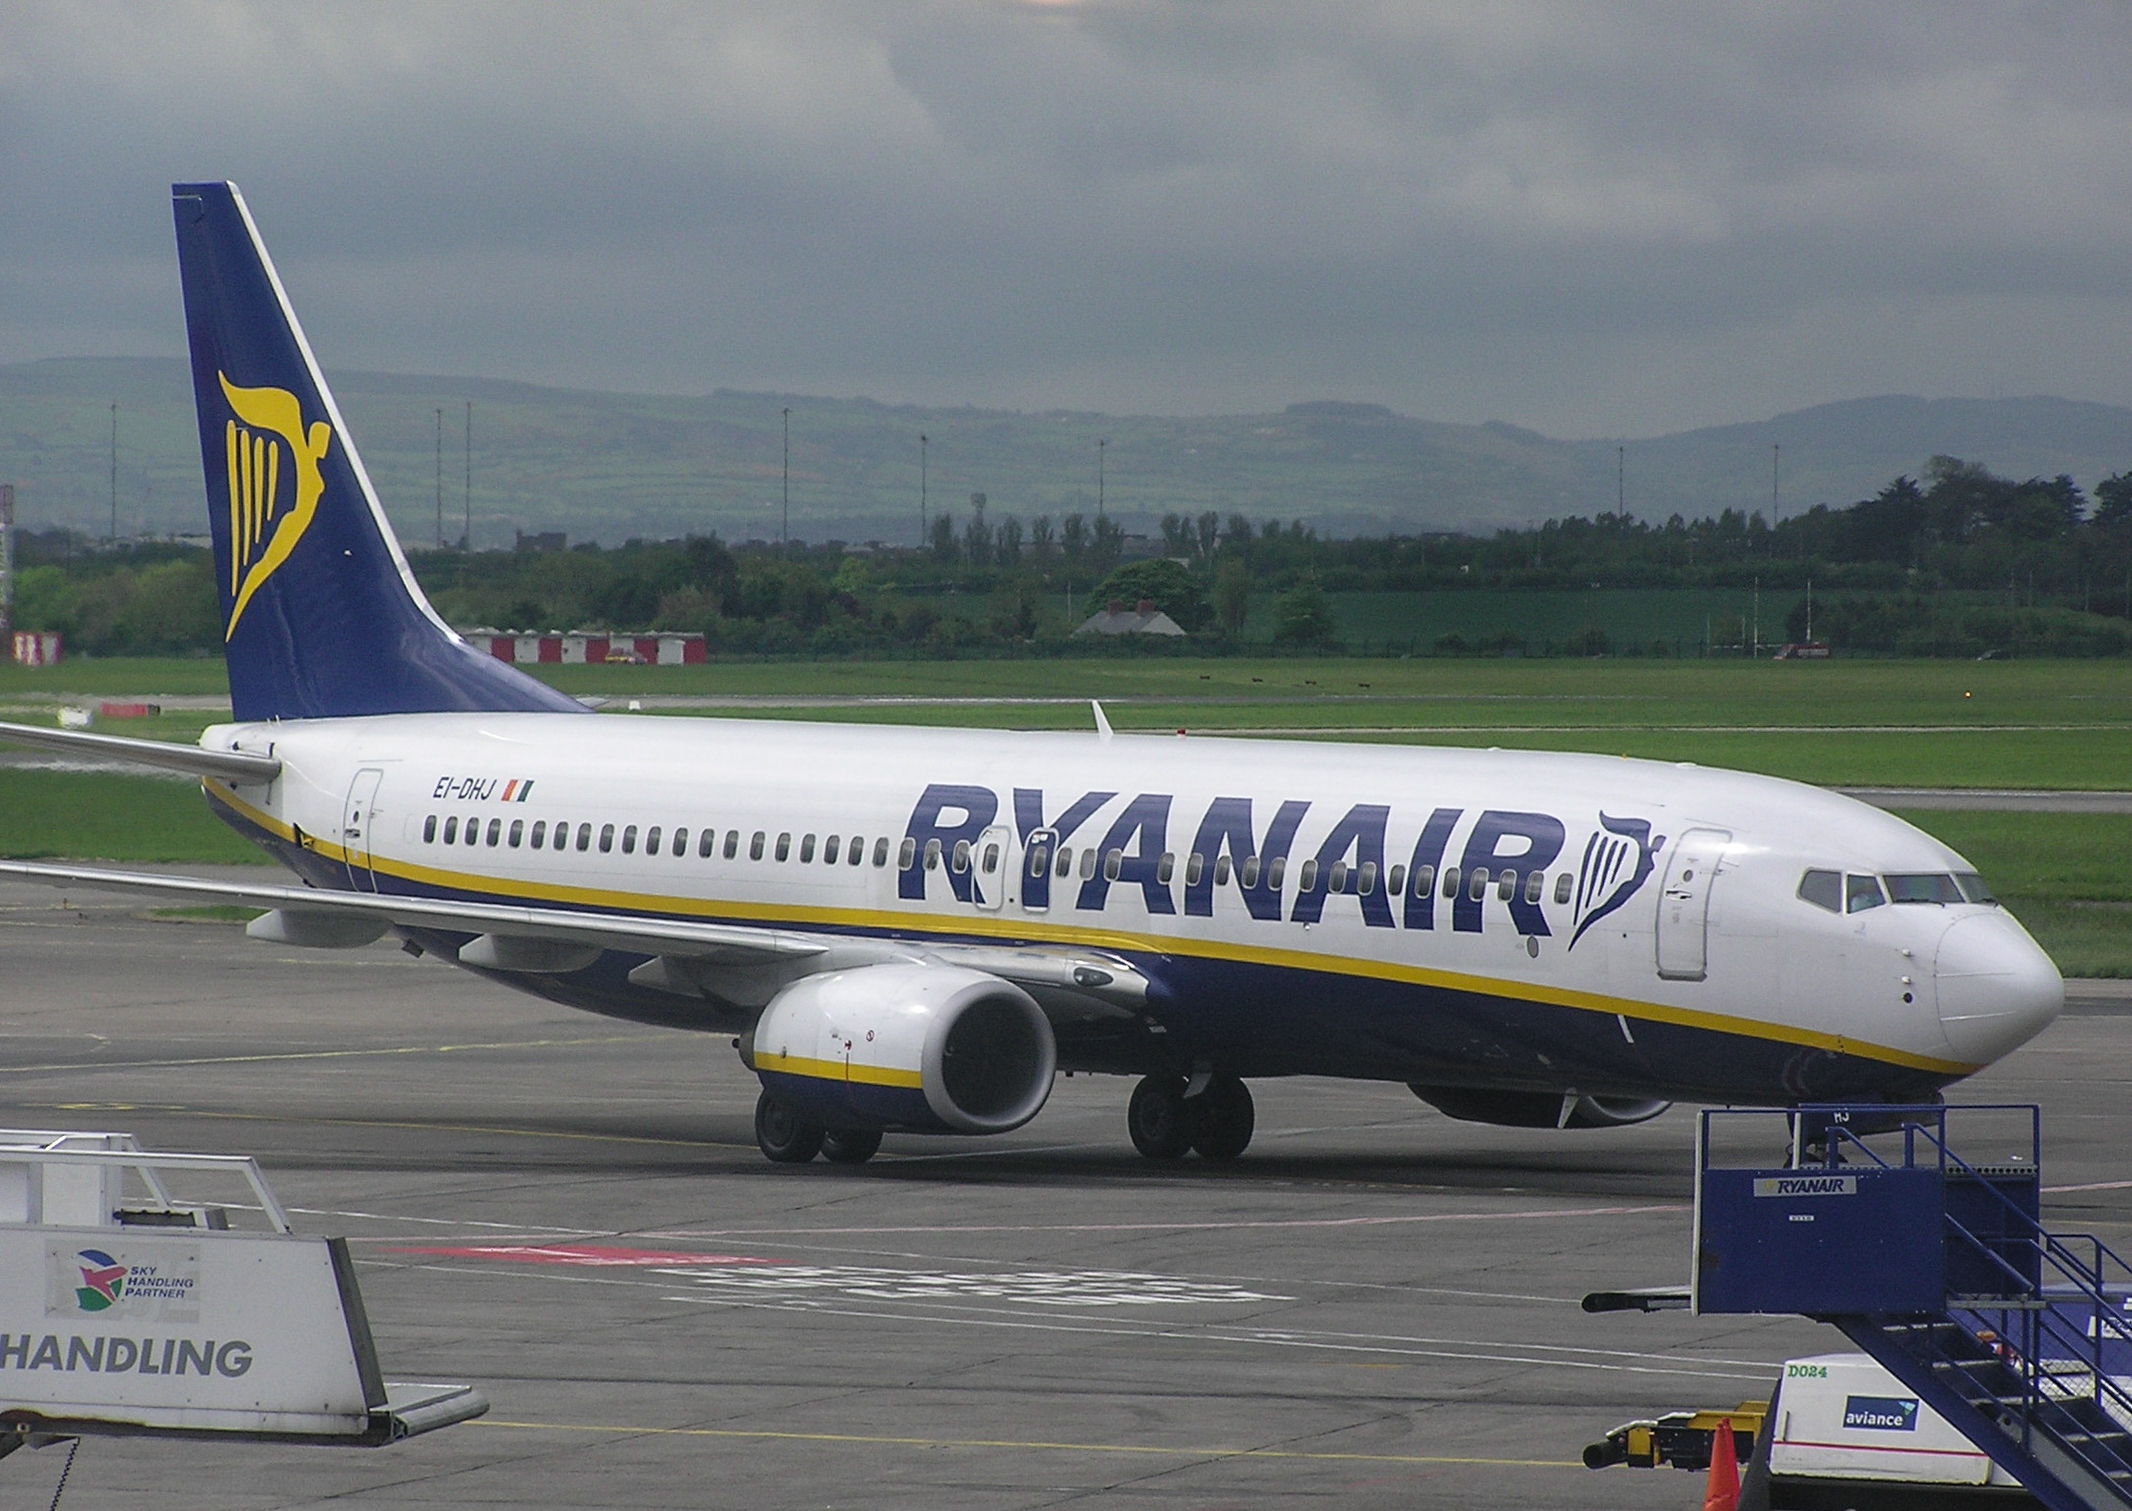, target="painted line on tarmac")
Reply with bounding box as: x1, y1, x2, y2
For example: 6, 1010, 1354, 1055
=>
659, 1291, 1773, 1382
0, 1032, 655, 1075
467, 1418, 1582, 1467
641, 1201, 1687, 1241
10, 1102, 757, 1152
